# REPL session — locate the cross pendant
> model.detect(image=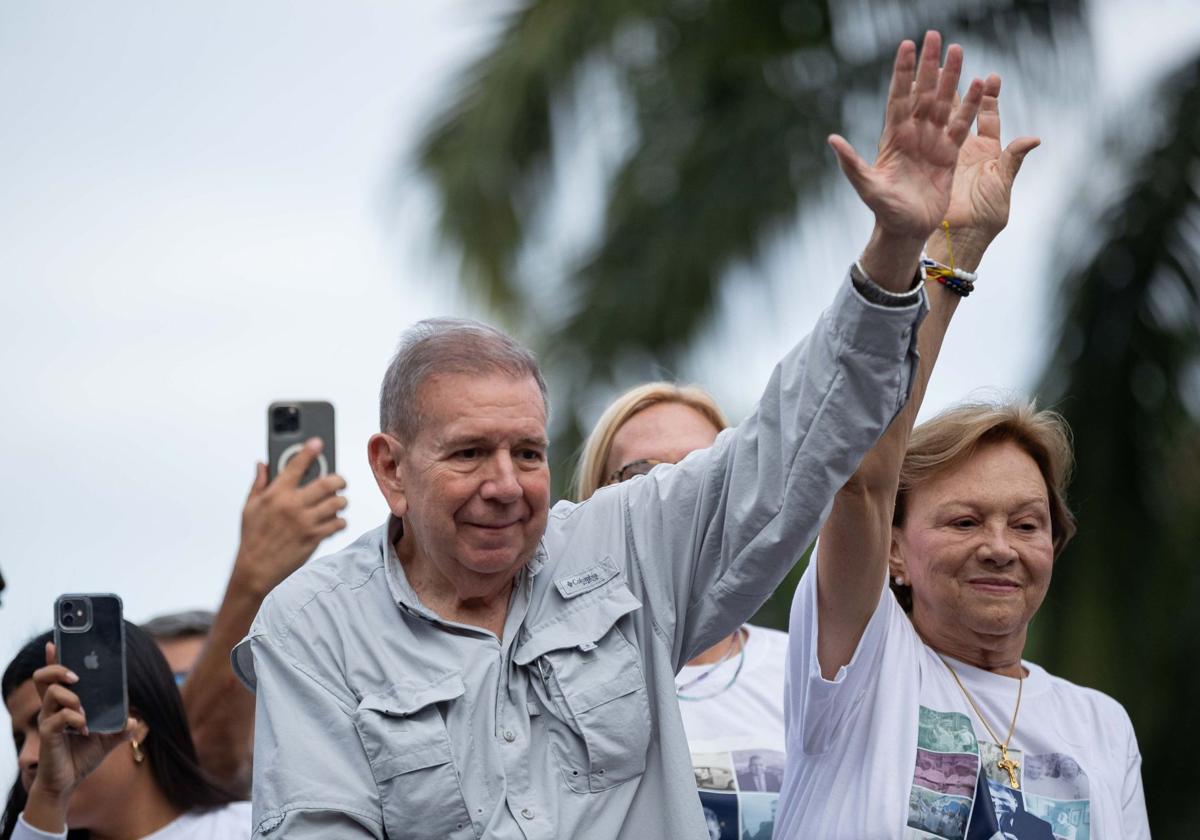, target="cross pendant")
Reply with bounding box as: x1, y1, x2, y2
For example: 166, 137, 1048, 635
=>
996, 749, 1020, 790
